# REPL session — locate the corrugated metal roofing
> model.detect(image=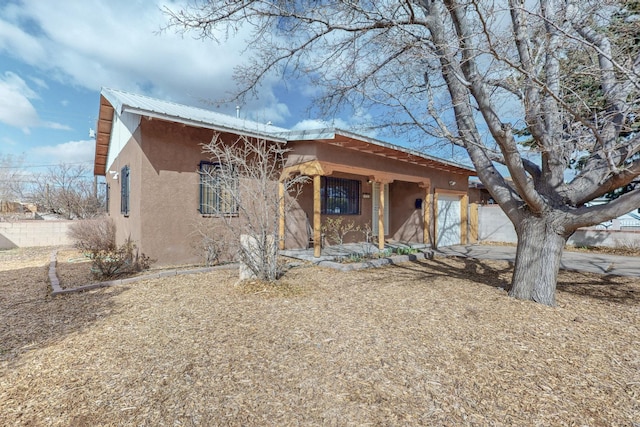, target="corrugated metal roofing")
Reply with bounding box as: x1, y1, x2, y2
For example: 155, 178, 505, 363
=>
96, 88, 475, 176
101, 87, 289, 141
